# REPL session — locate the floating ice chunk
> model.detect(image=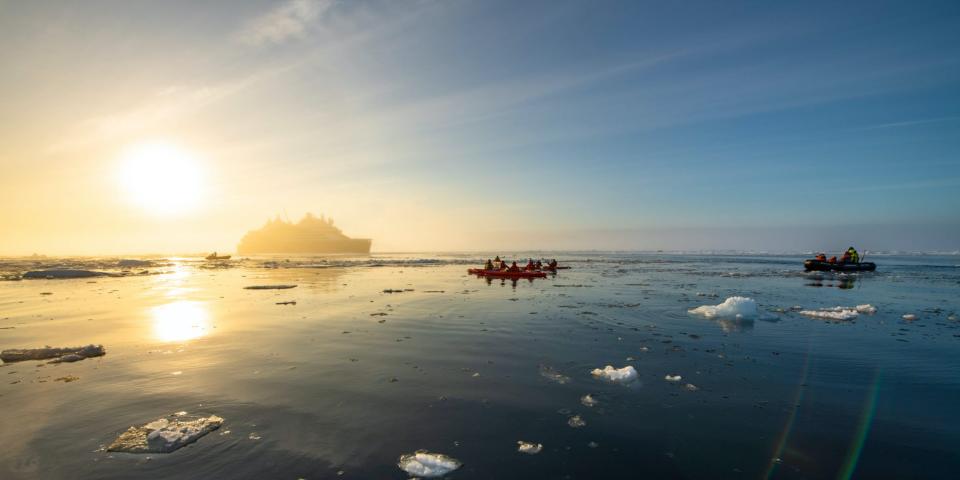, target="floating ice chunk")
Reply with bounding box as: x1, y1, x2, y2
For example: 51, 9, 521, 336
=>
856, 304, 877, 314
244, 284, 297, 290
108, 414, 223, 453
567, 415, 586, 428
517, 441, 543, 454
684, 383, 699, 391
580, 394, 598, 407
539, 365, 571, 384
688, 296, 758, 319
397, 451, 462, 478
118, 259, 153, 268
798, 309, 859, 320
1, 344, 105, 363
22, 269, 117, 279
902, 314, 917, 321
664, 374, 682, 382
591, 365, 637, 383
